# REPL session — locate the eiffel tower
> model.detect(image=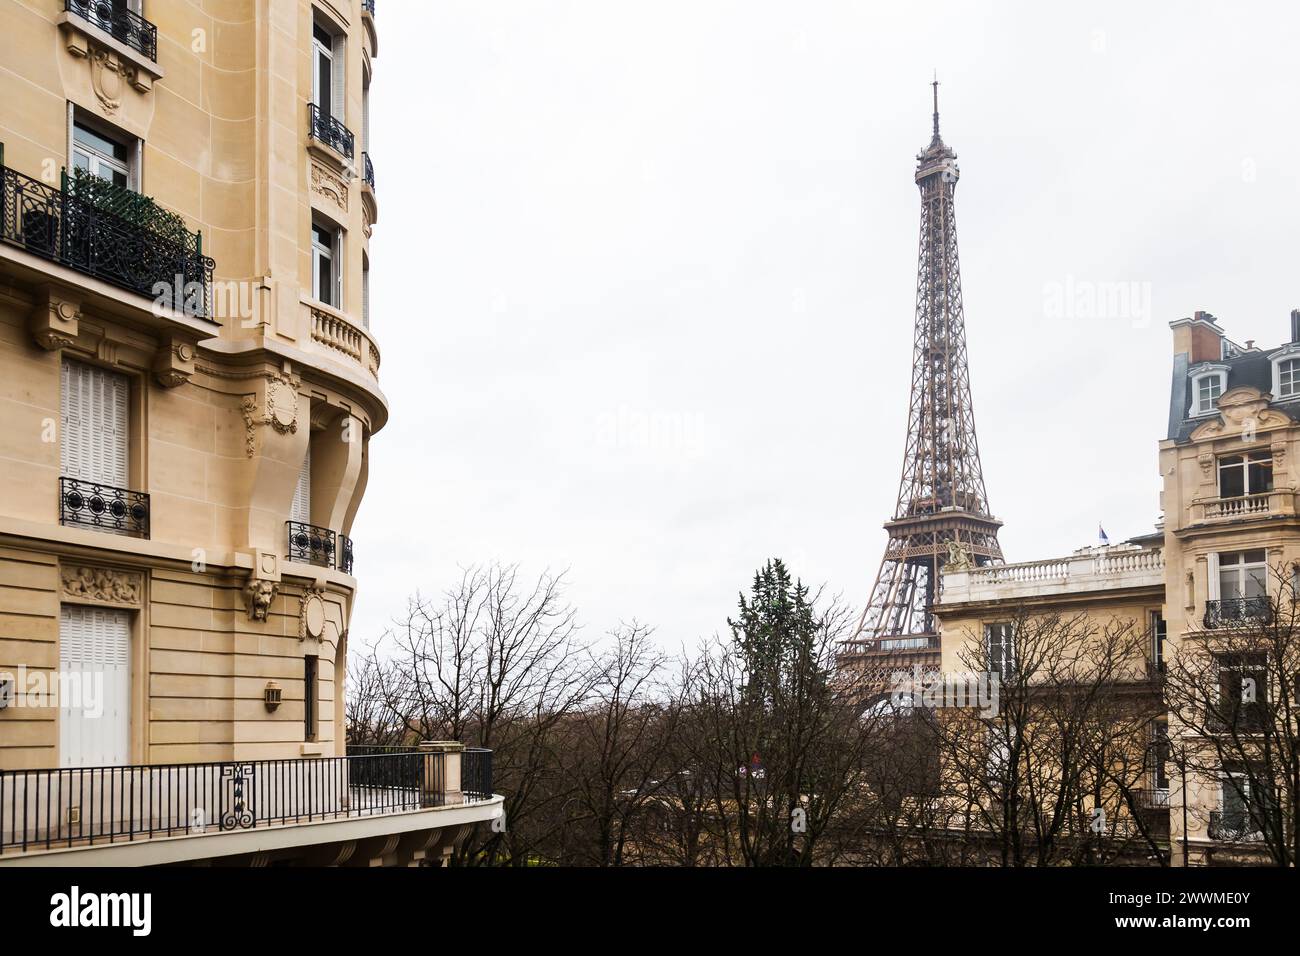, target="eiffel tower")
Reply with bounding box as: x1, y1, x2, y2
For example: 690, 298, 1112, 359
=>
841, 82, 1003, 685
